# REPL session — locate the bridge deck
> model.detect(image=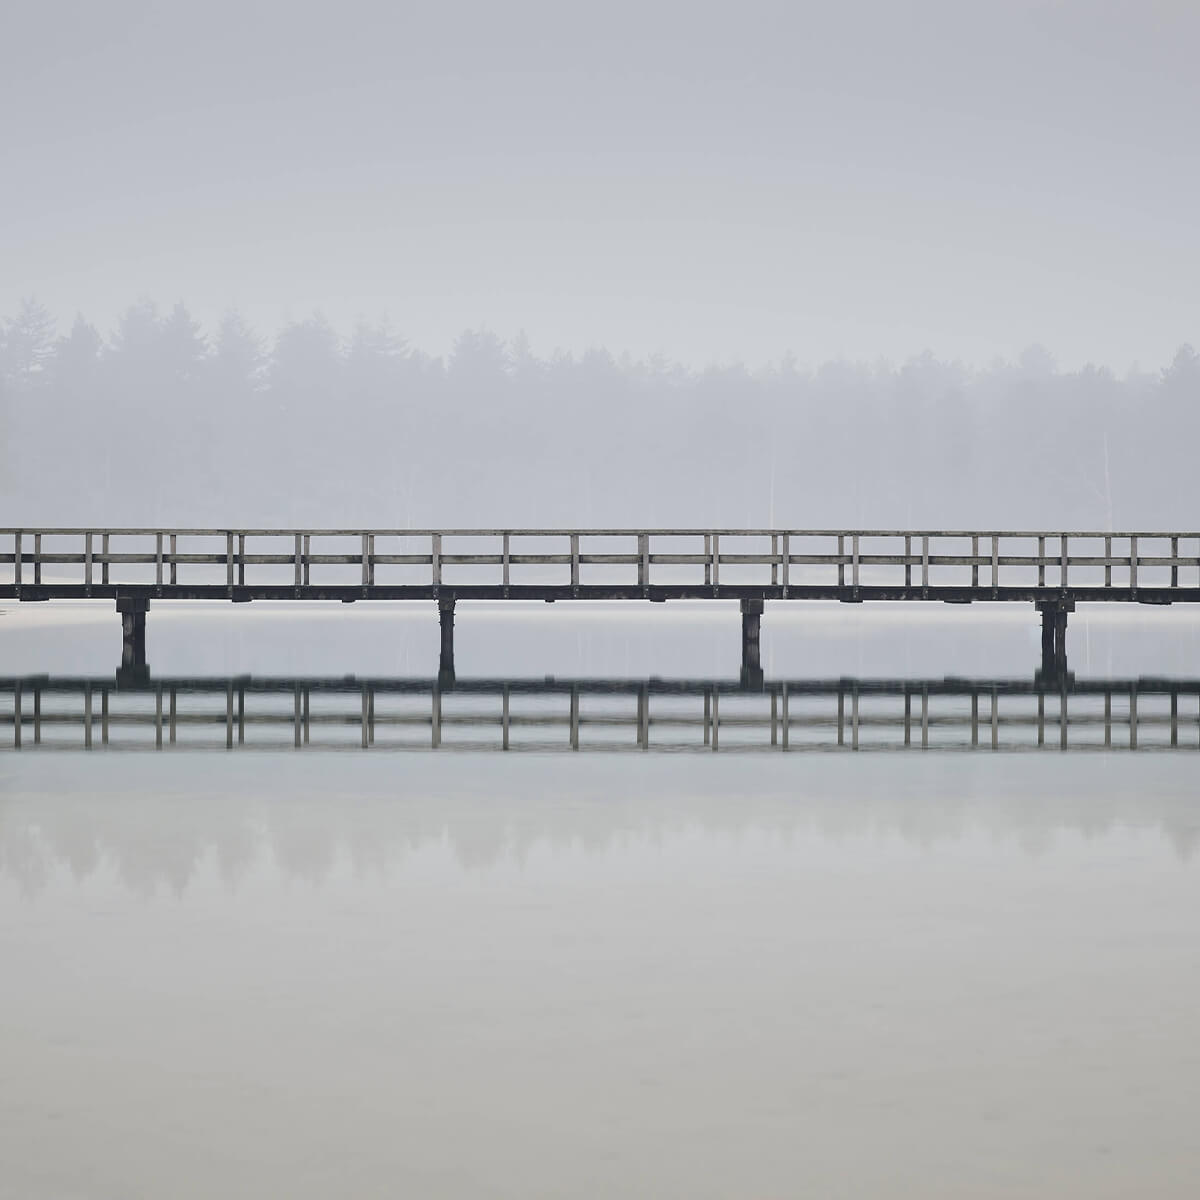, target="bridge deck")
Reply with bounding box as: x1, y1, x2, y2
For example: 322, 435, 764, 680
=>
4, 528, 1200, 603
